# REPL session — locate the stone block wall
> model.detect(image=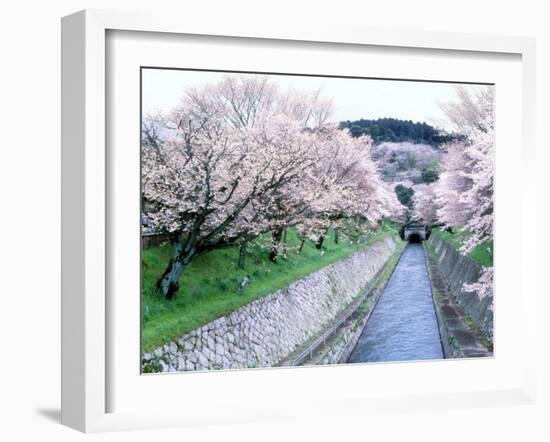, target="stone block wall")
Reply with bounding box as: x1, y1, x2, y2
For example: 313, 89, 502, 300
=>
142, 235, 398, 373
